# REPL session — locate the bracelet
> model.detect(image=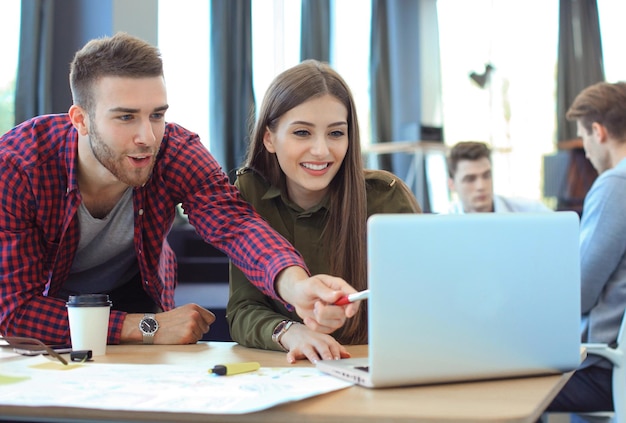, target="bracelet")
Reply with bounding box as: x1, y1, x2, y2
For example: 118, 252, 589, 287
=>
271, 320, 298, 351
